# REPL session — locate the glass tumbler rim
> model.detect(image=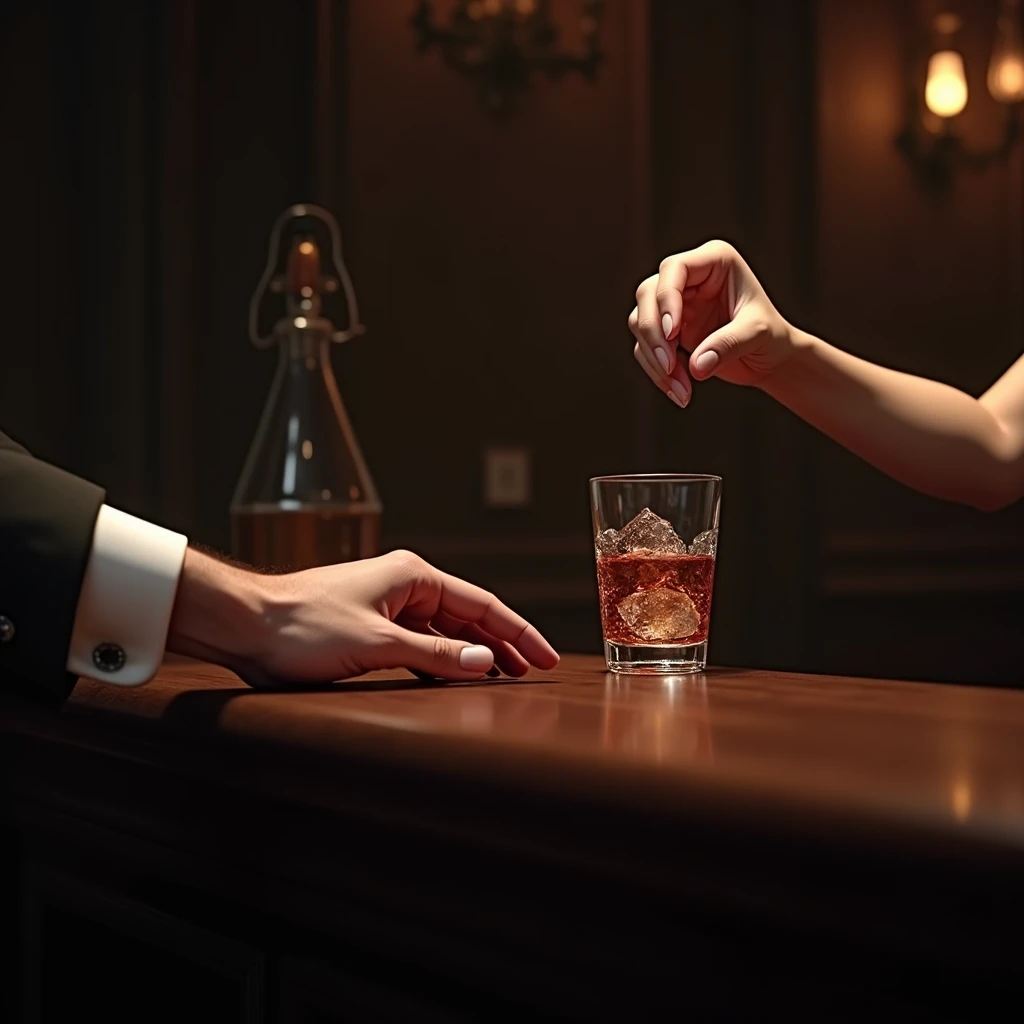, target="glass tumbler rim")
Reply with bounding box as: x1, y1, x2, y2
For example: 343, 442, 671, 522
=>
589, 473, 722, 485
